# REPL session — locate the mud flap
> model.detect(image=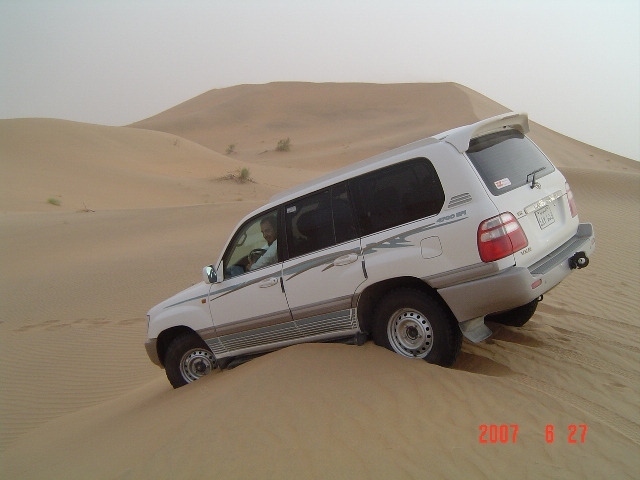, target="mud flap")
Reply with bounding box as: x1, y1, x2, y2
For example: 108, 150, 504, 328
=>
459, 317, 493, 343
